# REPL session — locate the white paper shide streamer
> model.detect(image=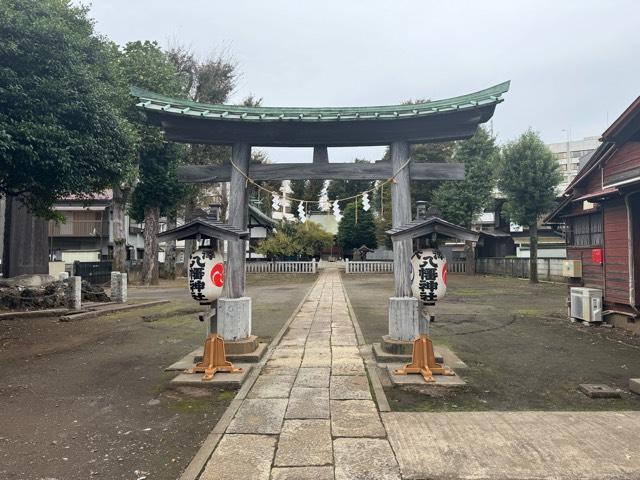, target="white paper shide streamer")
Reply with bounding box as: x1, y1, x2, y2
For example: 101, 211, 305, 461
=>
332, 200, 342, 222
297, 202, 307, 223
361, 192, 370, 211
